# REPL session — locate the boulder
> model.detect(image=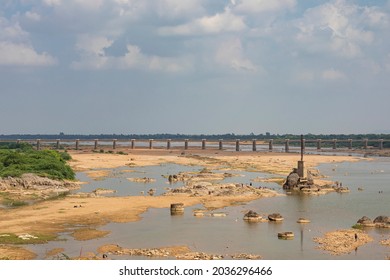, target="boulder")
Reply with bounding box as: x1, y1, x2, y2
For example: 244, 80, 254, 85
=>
268, 213, 284, 221
283, 170, 300, 189
373, 216, 390, 224
357, 216, 375, 227
243, 210, 262, 222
